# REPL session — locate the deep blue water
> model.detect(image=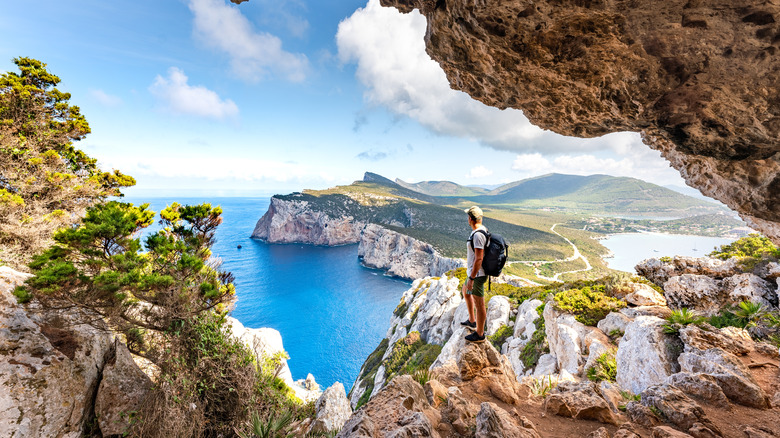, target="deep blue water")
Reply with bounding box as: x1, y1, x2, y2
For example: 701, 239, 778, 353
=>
124, 197, 410, 389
